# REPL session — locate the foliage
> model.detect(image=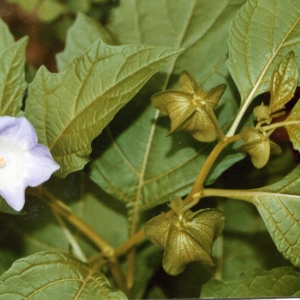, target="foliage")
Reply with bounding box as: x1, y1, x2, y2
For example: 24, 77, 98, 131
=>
201, 266, 300, 297
0, 251, 127, 299
0, 0, 300, 298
